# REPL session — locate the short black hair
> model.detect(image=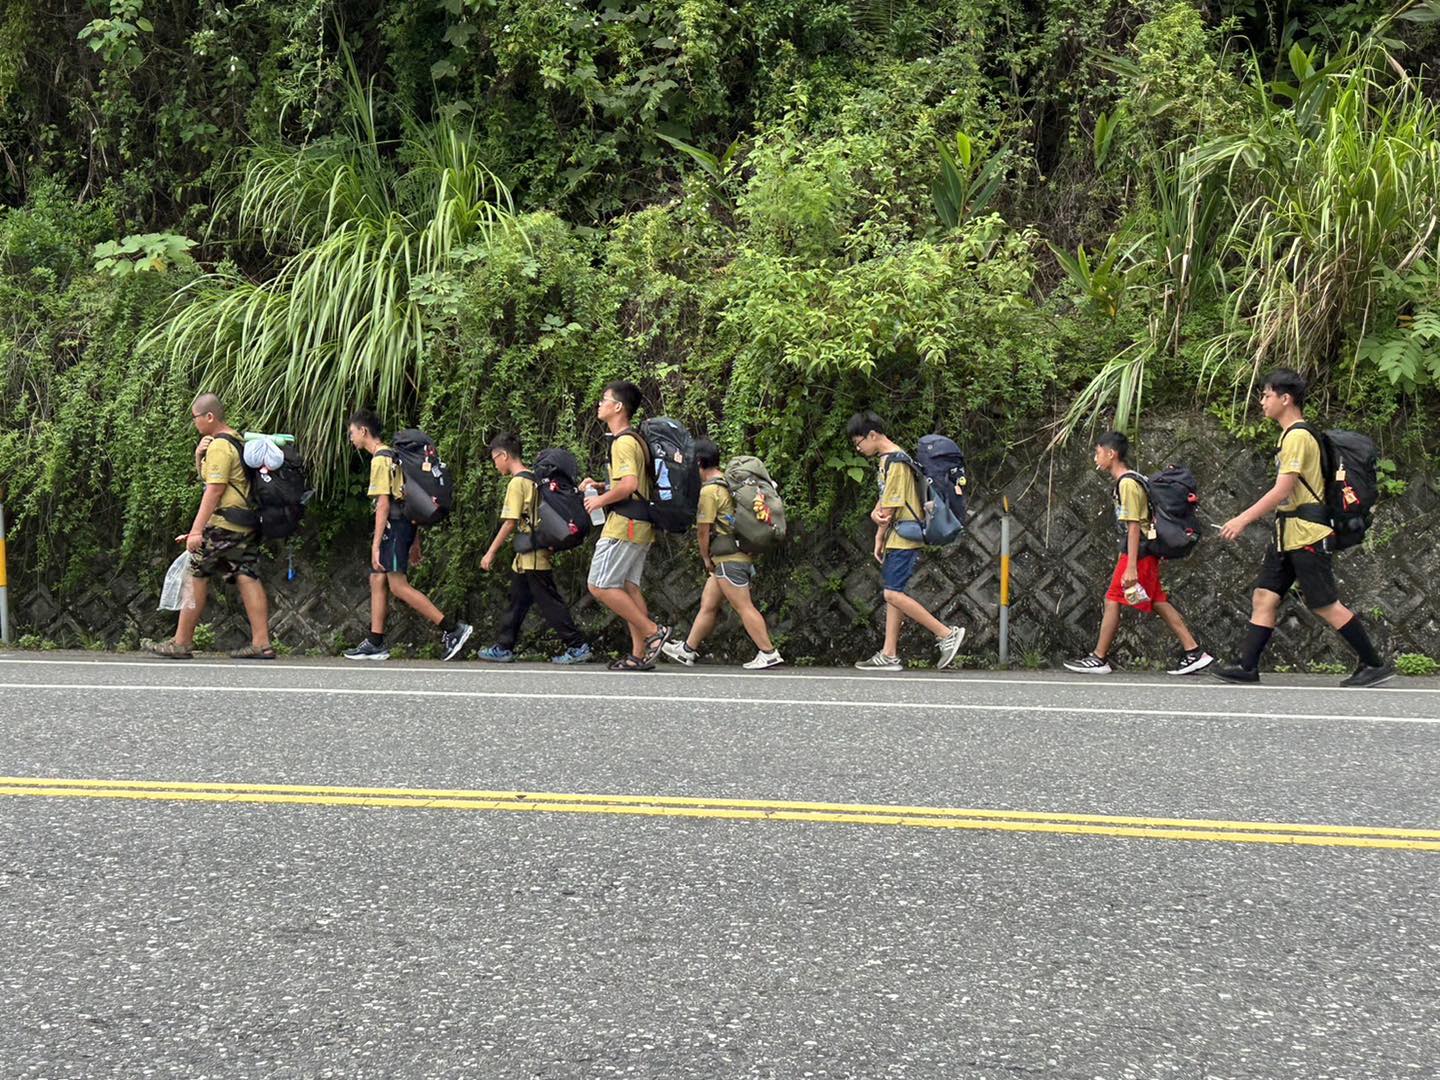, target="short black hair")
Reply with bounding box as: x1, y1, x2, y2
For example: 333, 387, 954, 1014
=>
694, 437, 721, 470
1262, 368, 1307, 409
1096, 430, 1130, 464
846, 411, 886, 439
348, 408, 383, 438
488, 432, 523, 458
604, 380, 642, 419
